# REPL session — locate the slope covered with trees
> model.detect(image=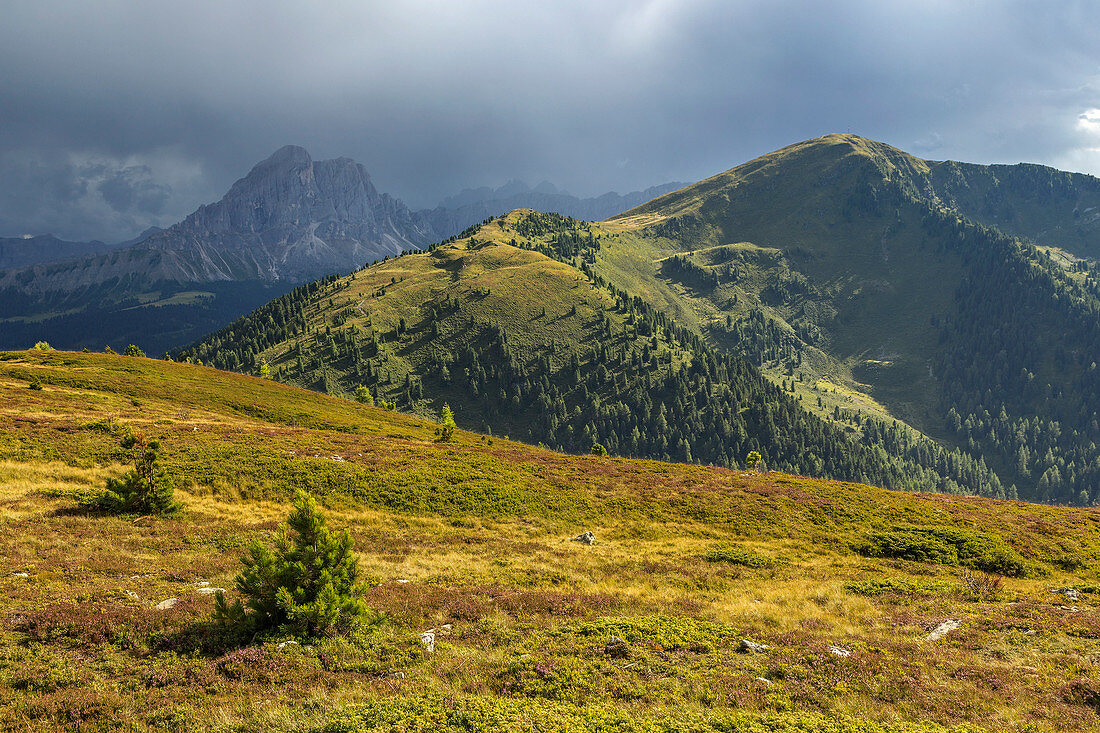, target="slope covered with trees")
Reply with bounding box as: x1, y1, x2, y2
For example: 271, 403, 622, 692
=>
600, 134, 1100, 504
184, 211, 1005, 497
